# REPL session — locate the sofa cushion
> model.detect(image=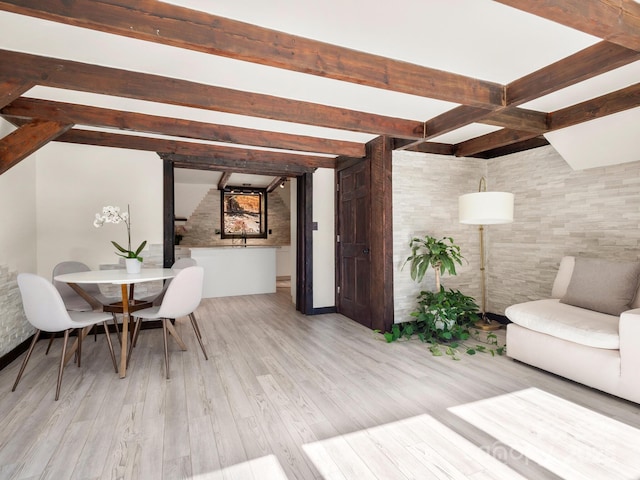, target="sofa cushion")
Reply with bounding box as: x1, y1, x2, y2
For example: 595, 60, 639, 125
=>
551, 256, 575, 299
505, 299, 620, 349
560, 257, 640, 316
